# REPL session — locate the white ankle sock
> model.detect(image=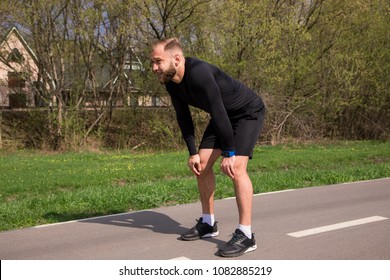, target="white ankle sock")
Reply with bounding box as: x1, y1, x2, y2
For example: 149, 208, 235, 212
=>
202, 214, 215, 226
238, 224, 252, 239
